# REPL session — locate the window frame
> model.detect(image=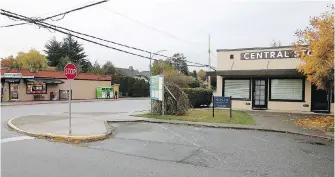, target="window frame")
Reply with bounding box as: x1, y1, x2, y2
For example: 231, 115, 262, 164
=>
222, 78, 251, 101
26, 81, 48, 94
269, 78, 305, 102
